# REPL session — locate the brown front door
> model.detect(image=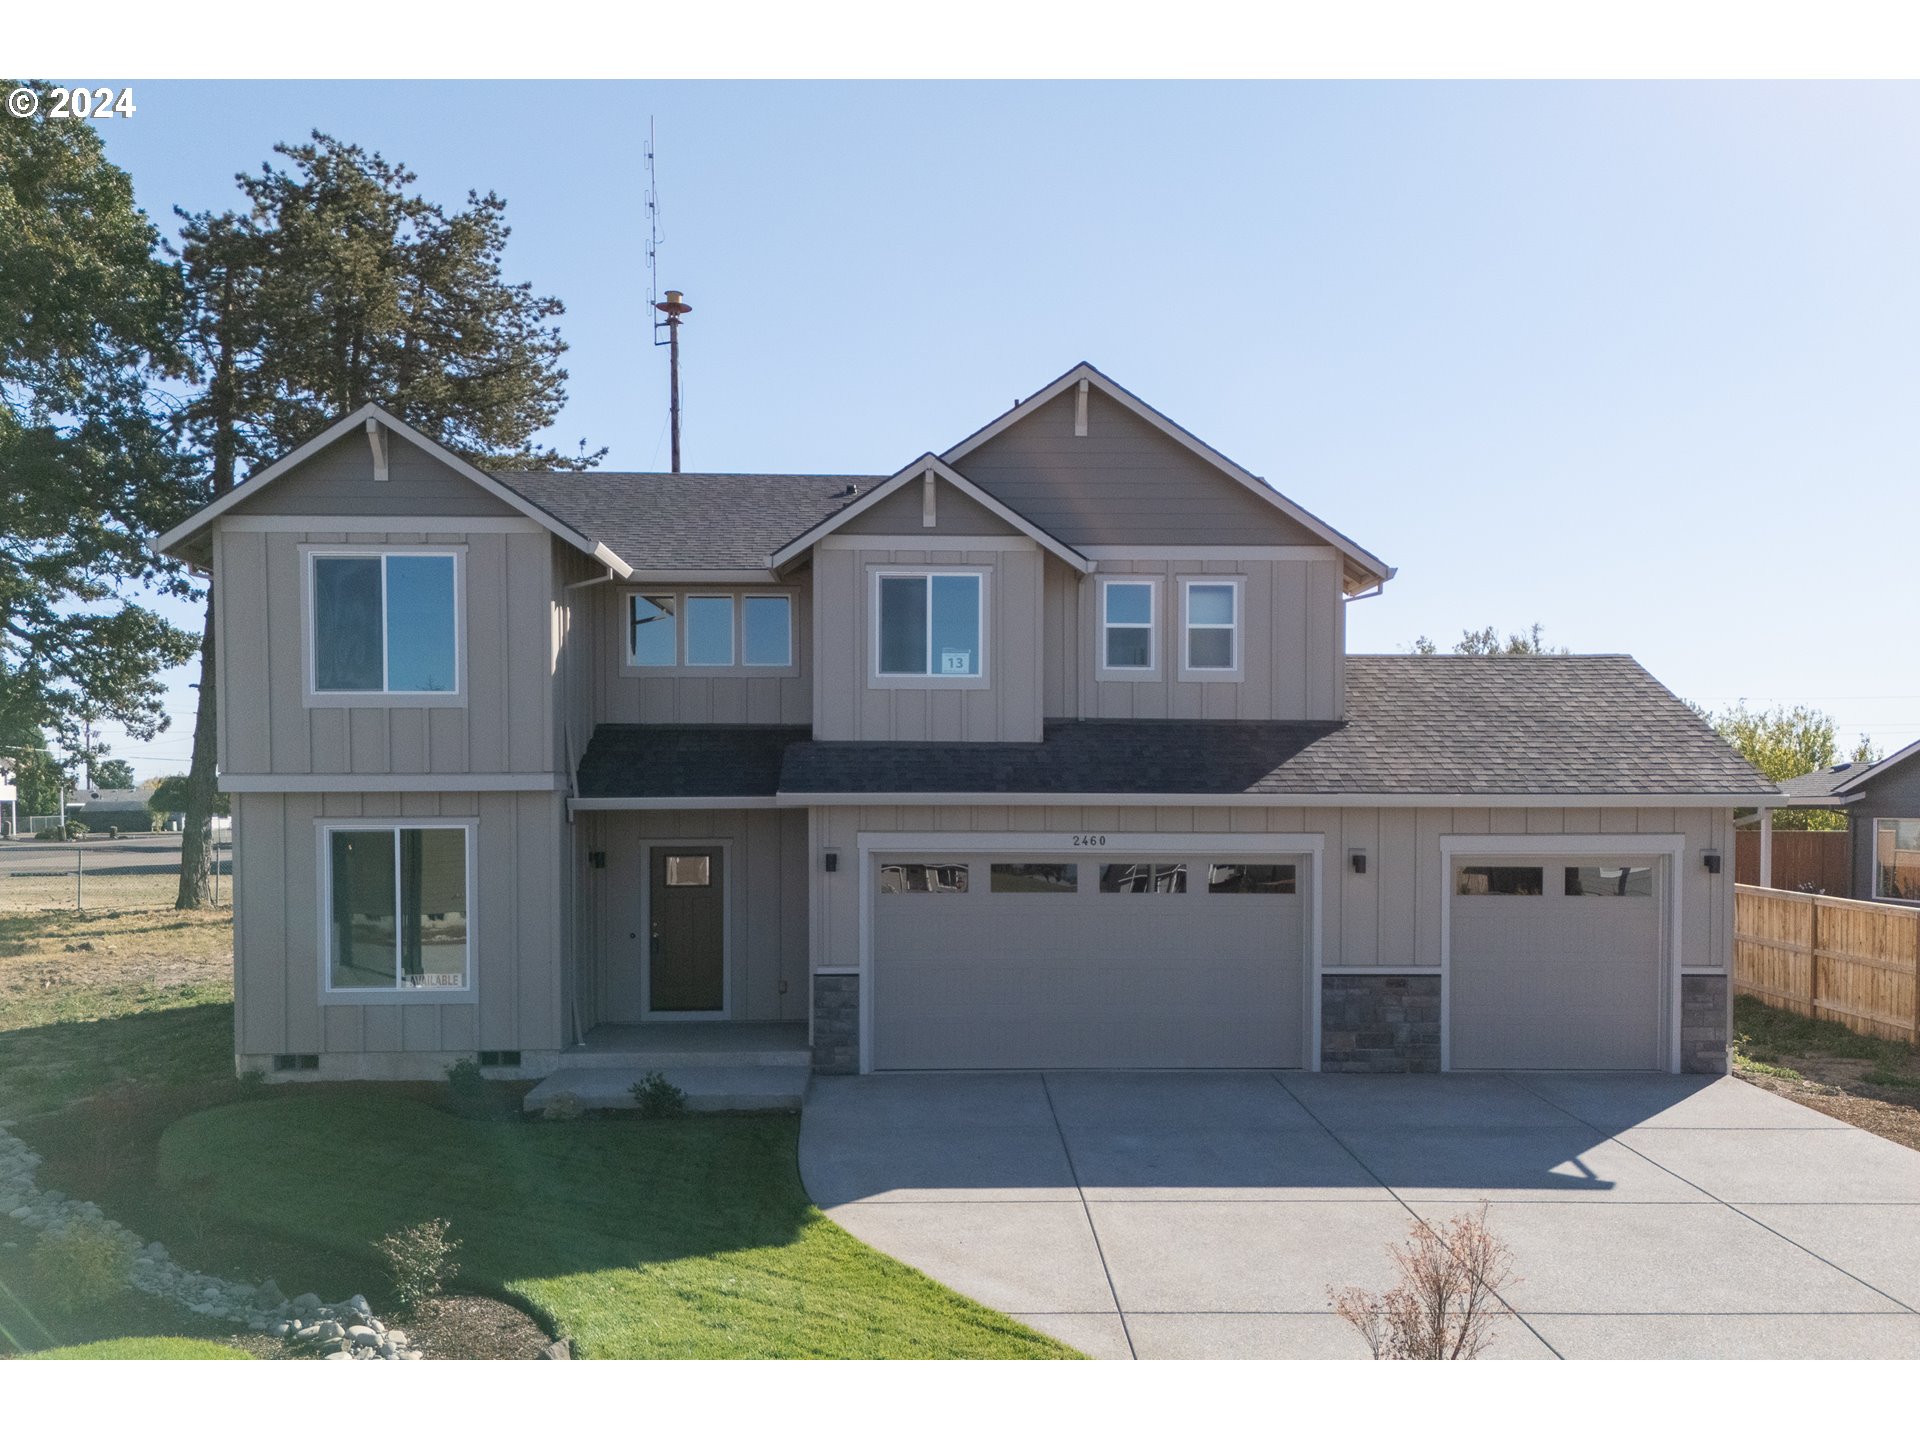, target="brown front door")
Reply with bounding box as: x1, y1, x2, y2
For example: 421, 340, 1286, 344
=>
649, 847, 725, 1013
